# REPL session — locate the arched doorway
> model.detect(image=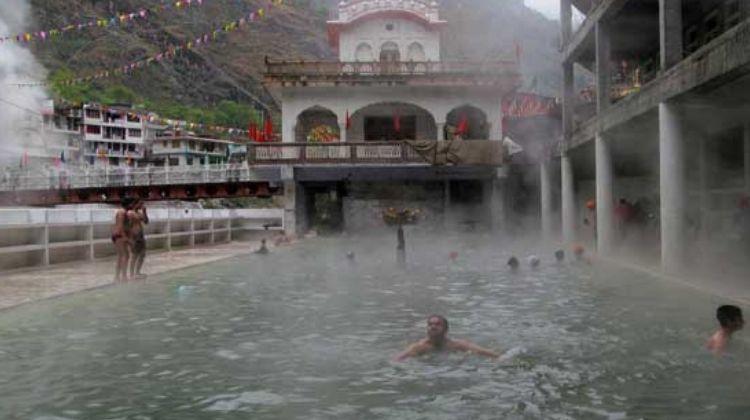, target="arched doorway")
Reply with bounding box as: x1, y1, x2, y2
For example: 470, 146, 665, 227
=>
295, 106, 339, 143
446, 105, 489, 140
379, 42, 401, 62
349, 102, 436, 141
